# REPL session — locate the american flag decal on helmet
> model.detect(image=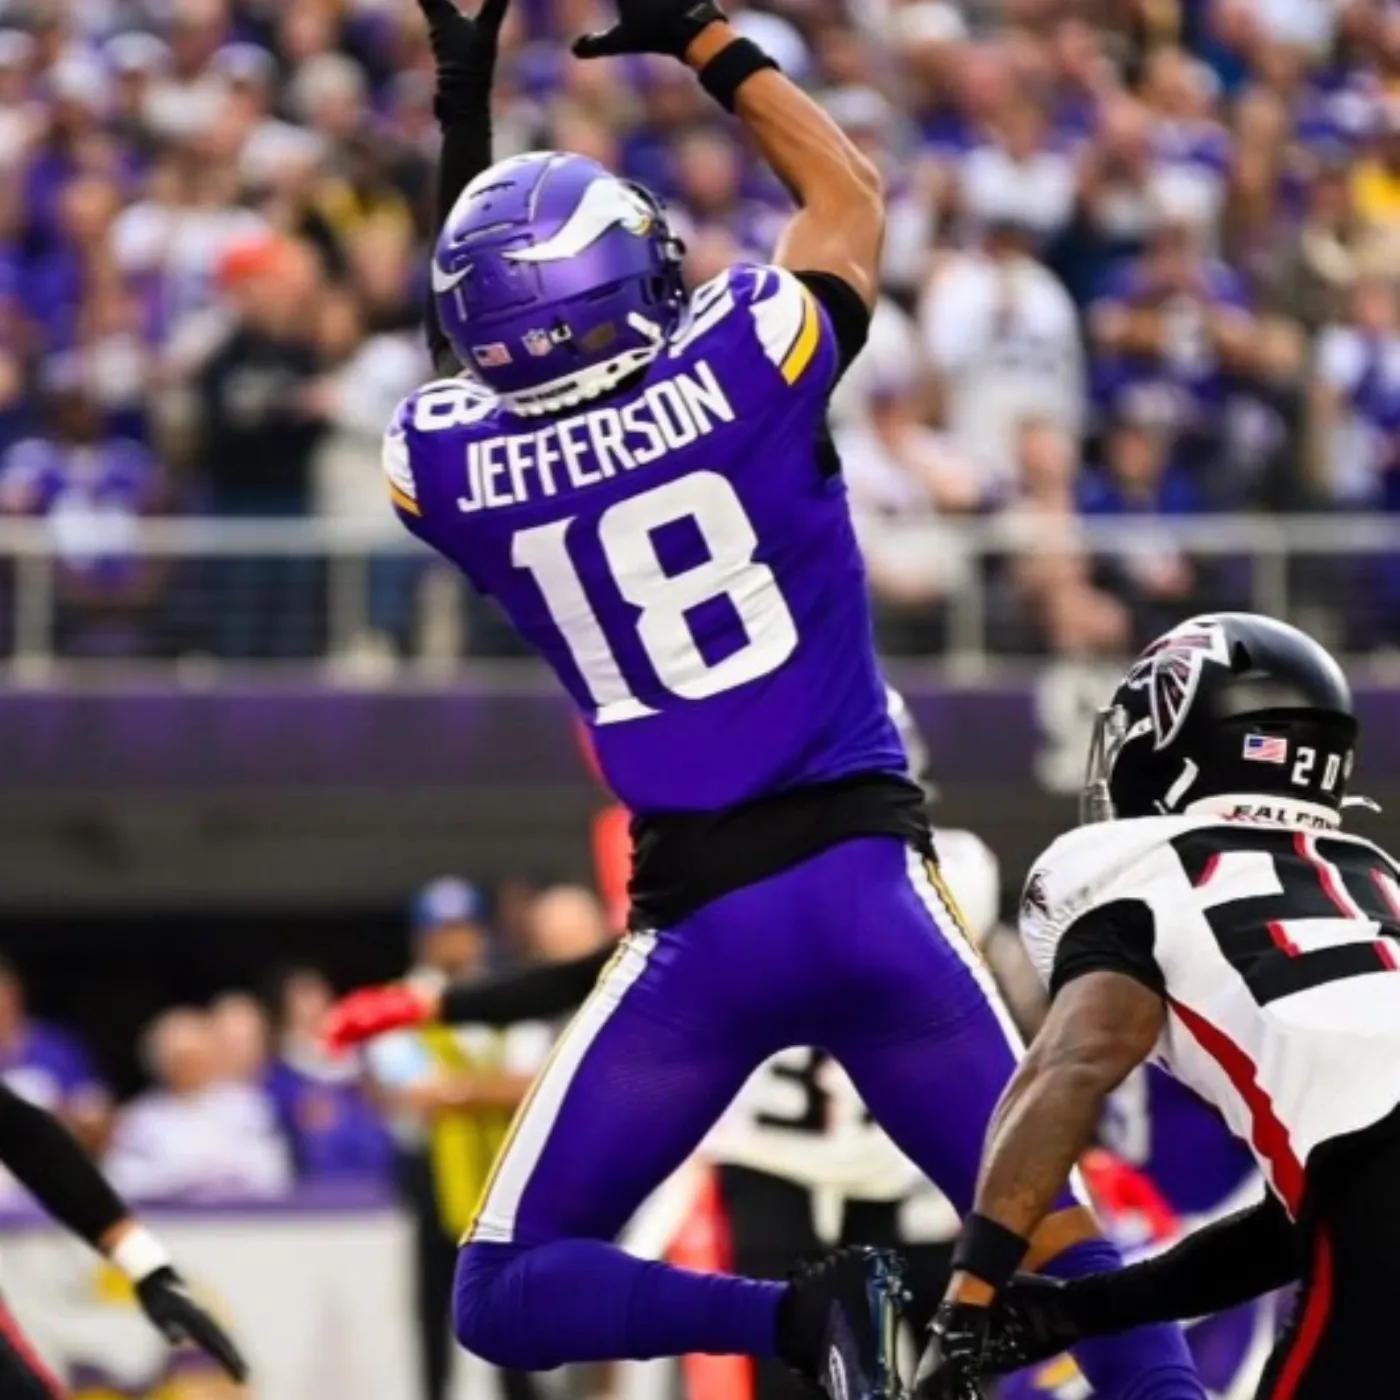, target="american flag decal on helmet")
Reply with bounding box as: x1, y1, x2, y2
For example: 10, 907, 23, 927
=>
1123, 616, 1232, 751
472, 342, 513, 368
1242, 733, 1288, 764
